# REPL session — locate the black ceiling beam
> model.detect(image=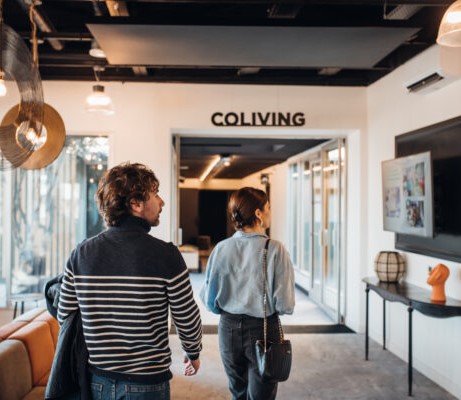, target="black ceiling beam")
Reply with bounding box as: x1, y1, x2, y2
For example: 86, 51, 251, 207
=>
38, 70, 384, 86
